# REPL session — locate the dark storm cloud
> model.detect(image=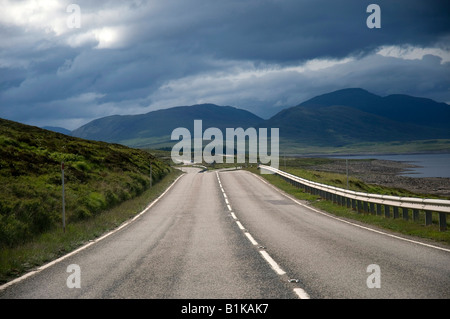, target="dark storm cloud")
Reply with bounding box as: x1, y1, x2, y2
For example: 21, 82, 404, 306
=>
0, 0, 449, 129
137, 0, 449, 63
